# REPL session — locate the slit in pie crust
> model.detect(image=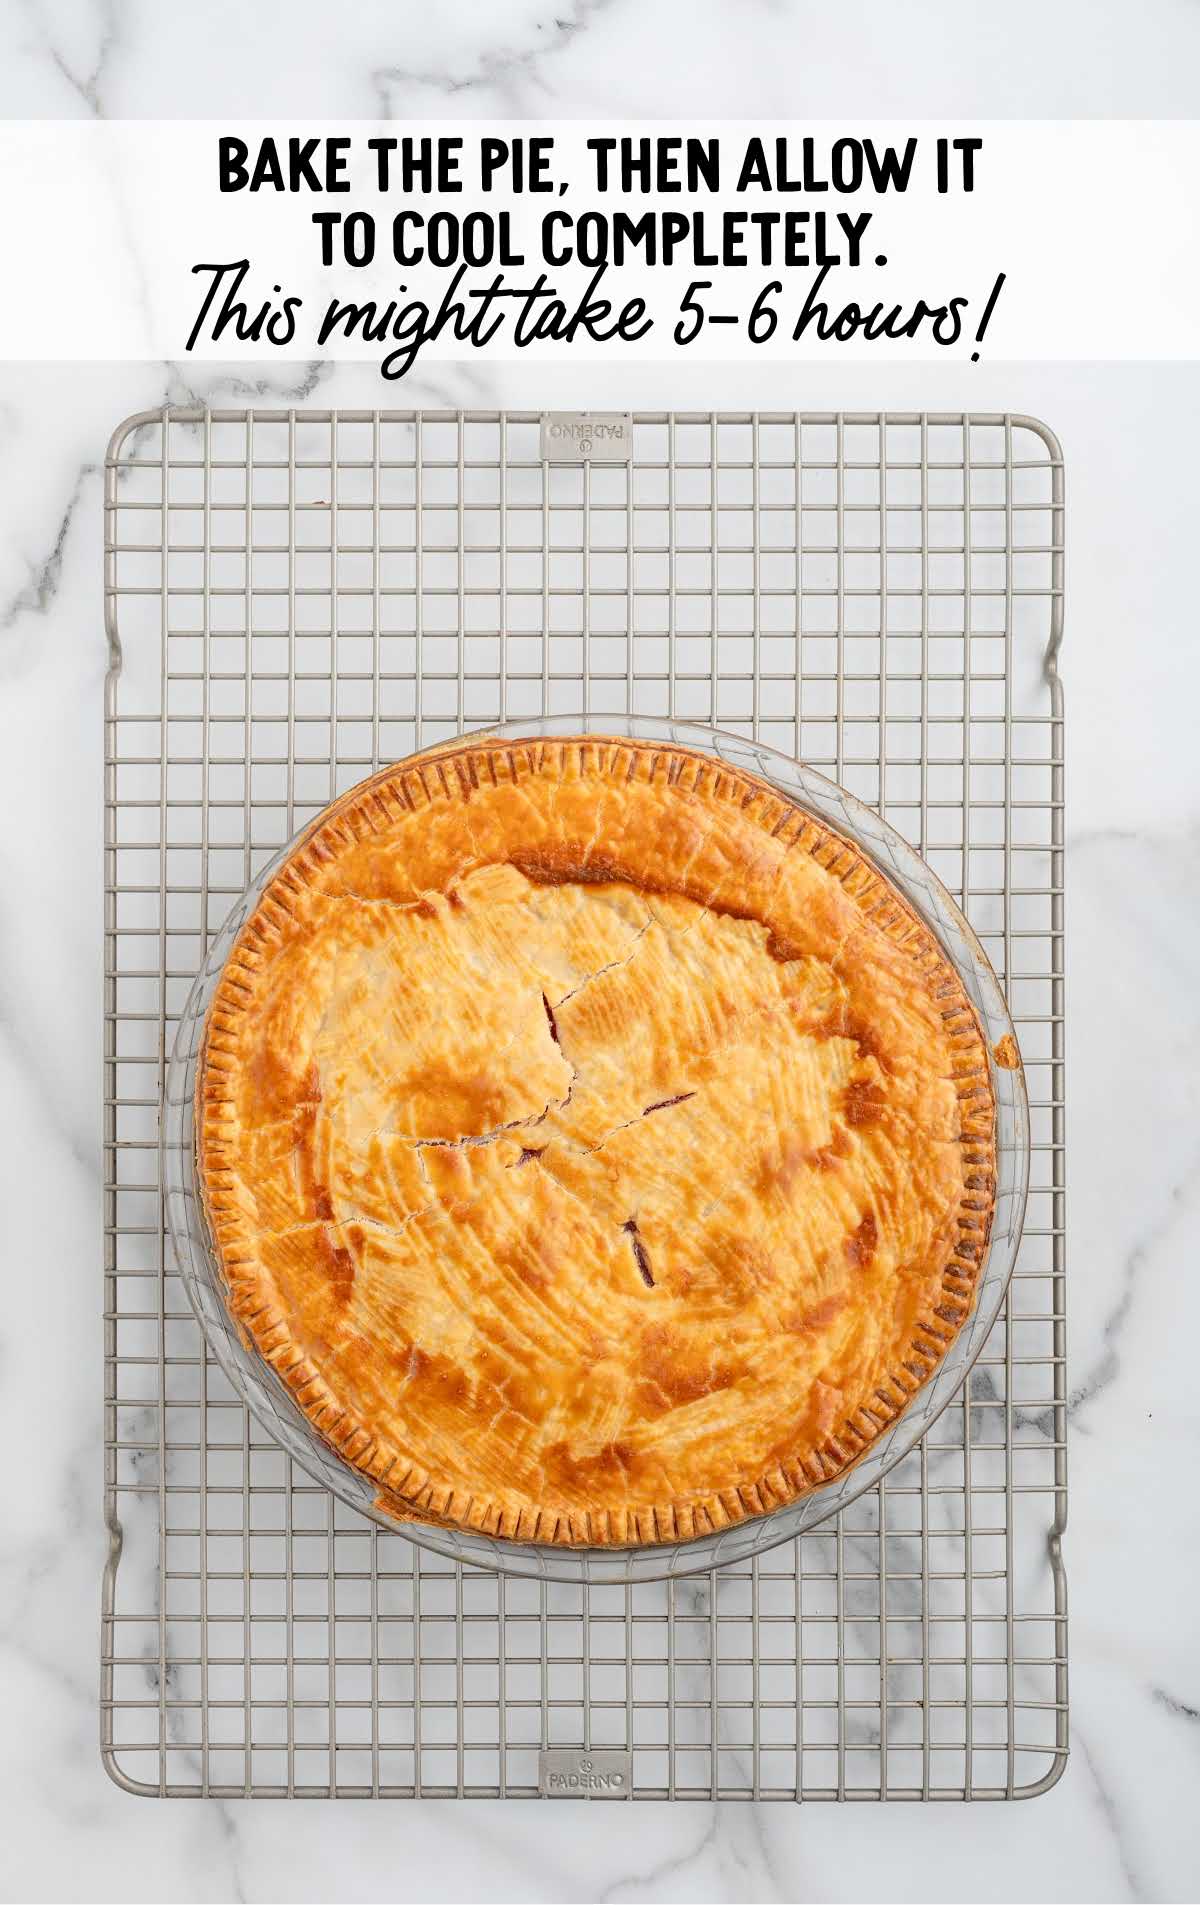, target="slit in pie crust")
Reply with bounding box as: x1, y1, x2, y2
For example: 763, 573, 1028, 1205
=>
197, 736, 997, 1547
